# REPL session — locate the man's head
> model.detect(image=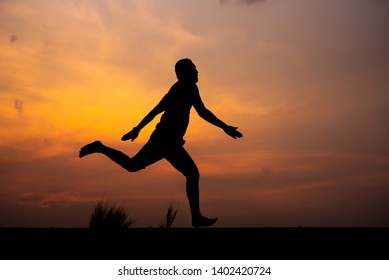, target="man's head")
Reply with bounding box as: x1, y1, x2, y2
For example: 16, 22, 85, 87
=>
175, 58, 198, 83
